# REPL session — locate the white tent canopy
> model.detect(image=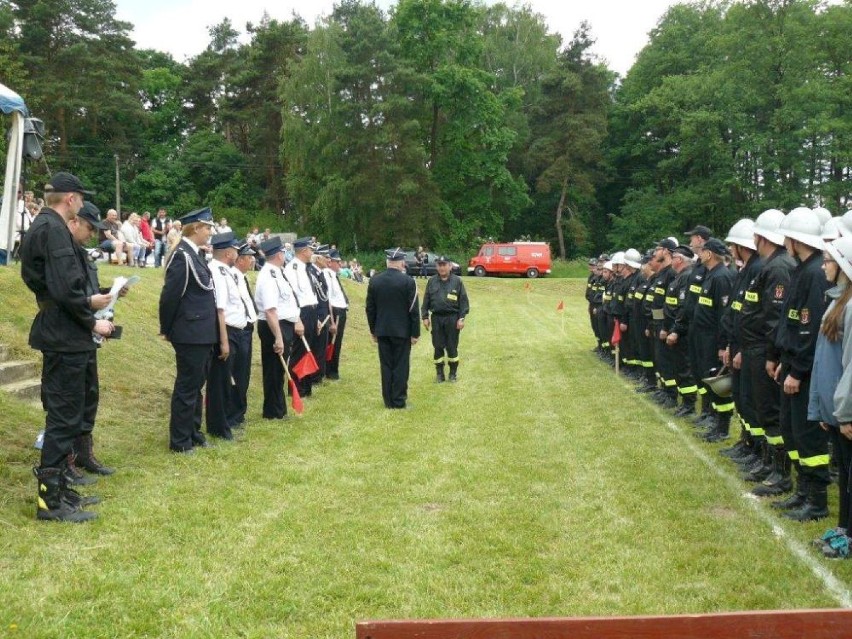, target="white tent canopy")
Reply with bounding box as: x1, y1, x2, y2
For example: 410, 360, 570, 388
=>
0, 82, 29, 263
